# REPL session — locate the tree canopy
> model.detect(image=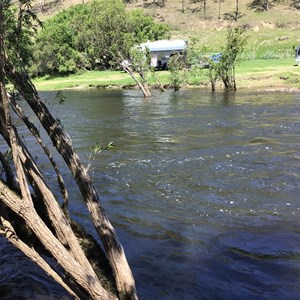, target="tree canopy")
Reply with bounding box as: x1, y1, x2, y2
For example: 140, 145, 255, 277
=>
31, 0, 170, 76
